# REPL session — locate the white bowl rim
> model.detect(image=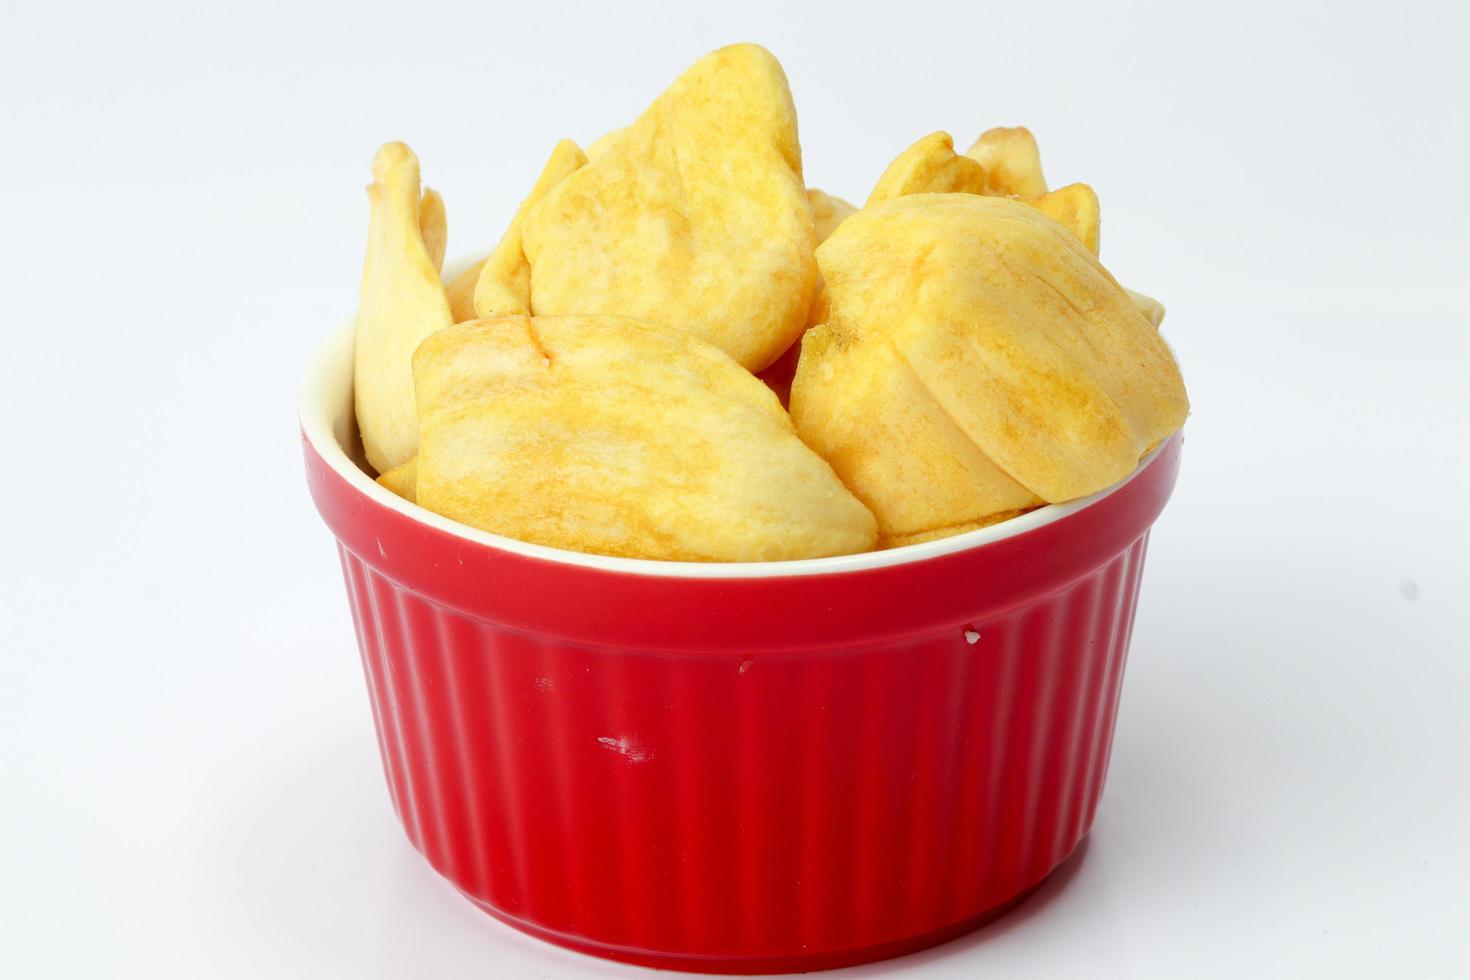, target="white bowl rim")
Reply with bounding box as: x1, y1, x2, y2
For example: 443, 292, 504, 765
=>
302, 286, 1172, 581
